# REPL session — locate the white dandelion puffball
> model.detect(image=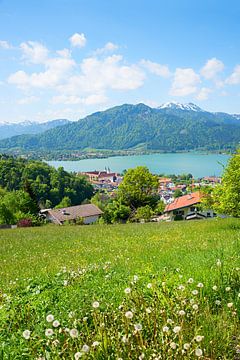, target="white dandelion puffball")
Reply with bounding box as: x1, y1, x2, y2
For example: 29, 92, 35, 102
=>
147, 283, 152, 289
45, 328, 54, 337
92, 301, 100, 308
46, 314, 54, 323
124, 287, 131, 294
212, 285, 217, 291
195, 335, 204, 342
125, 311, 133, 319
225, 286, 231, 292
74, 352, 83, 359
197, 283, 204, 288
227, 302, 233, 308
122, 335, 128, 343
192, 304, 199, 311
81, 344, 90, 353
195, 348, 203, 357
53, 320, 60, 328
146, 307, 151, 314
134, 323, 142, 331
173, 326, 181, 333
22, 330, 31, 339
170, 342, 177, 349
192, 289, 198, 295
133, 275, 139, 282
187, 278, 194, 283
162, 326, 169, 332
92, 341, 100, 347
179, 310, 185, 316
215, 300, 221, 305
70, 328, 79, 338
183, 343, 190, 350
